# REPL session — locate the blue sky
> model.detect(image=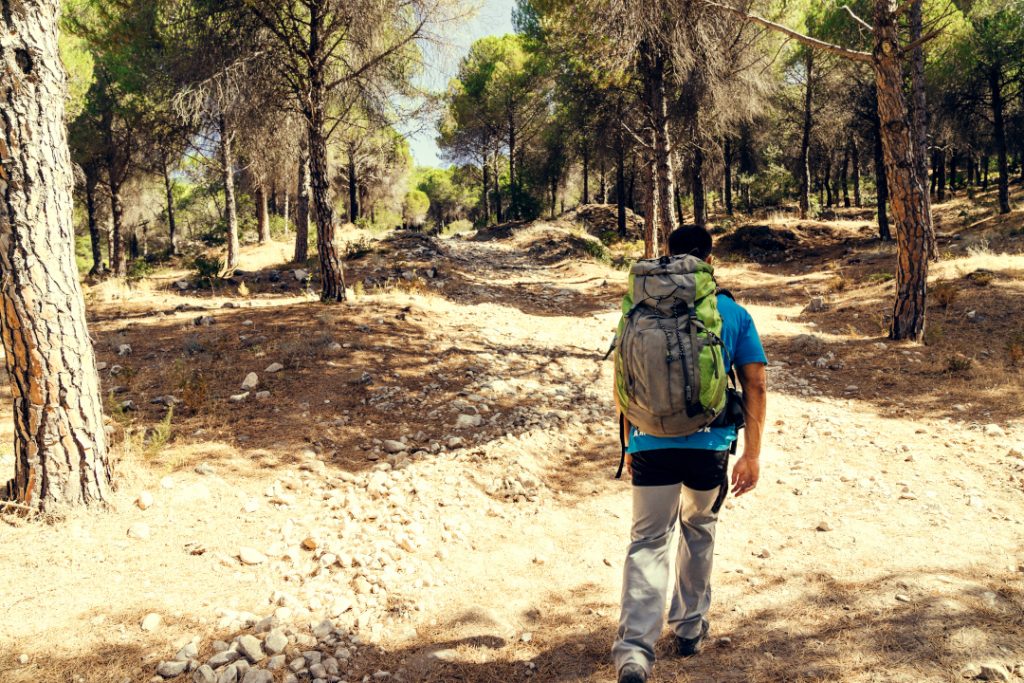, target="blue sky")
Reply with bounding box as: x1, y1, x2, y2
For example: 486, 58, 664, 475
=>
407, 0, 516, 167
